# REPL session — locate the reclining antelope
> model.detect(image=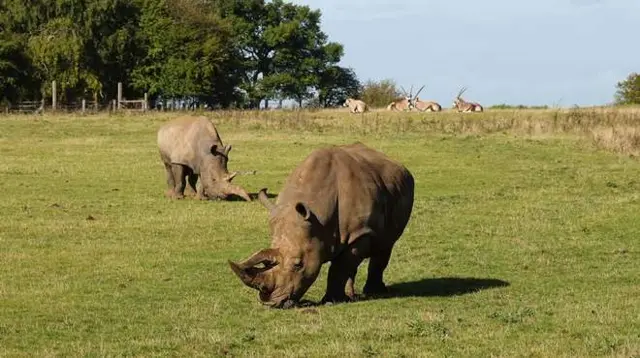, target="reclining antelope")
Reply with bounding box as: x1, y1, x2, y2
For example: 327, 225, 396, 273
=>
410, 85, 442, 112
452, 87, 483, 112
387, 85, 441, 112
343, 98, 368, 113
387, 85, 420, 111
